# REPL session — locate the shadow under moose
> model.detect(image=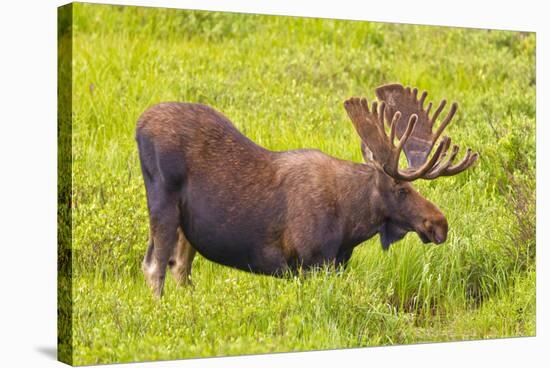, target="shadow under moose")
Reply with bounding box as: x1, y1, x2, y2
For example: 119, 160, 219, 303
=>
135, 83, 478, 298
